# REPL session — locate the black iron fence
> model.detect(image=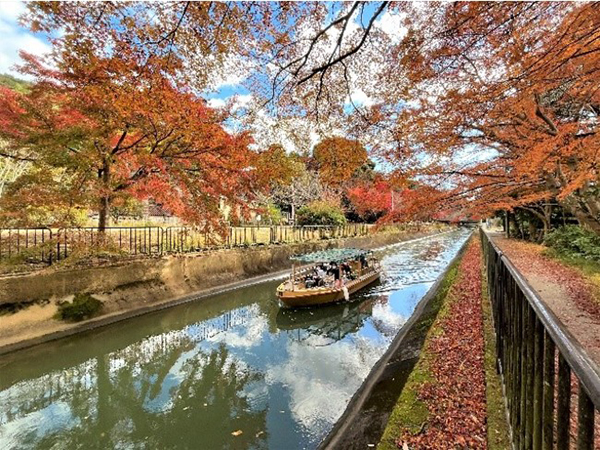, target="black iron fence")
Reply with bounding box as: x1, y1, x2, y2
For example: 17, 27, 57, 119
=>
0, 223, 376, 265
480, 229, 599, 449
